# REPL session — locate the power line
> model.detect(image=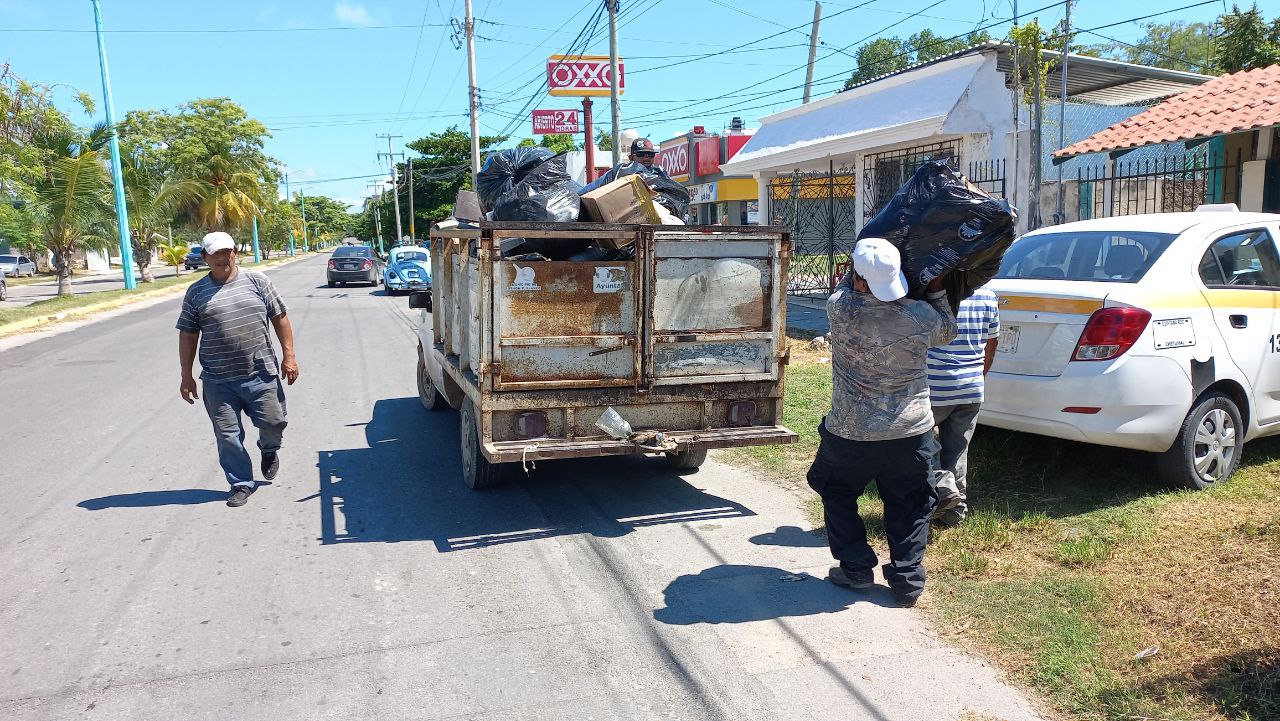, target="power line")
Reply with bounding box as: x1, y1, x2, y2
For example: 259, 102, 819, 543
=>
389, 2, 437, 130
0, 24, 448, 34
